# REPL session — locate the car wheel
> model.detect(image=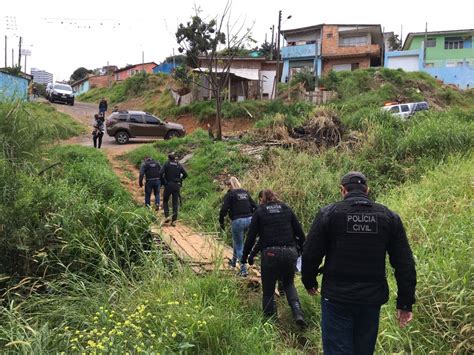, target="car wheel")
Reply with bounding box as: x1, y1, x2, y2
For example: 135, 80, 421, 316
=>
165, 130, 179, 140
115, 131, 130, 144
